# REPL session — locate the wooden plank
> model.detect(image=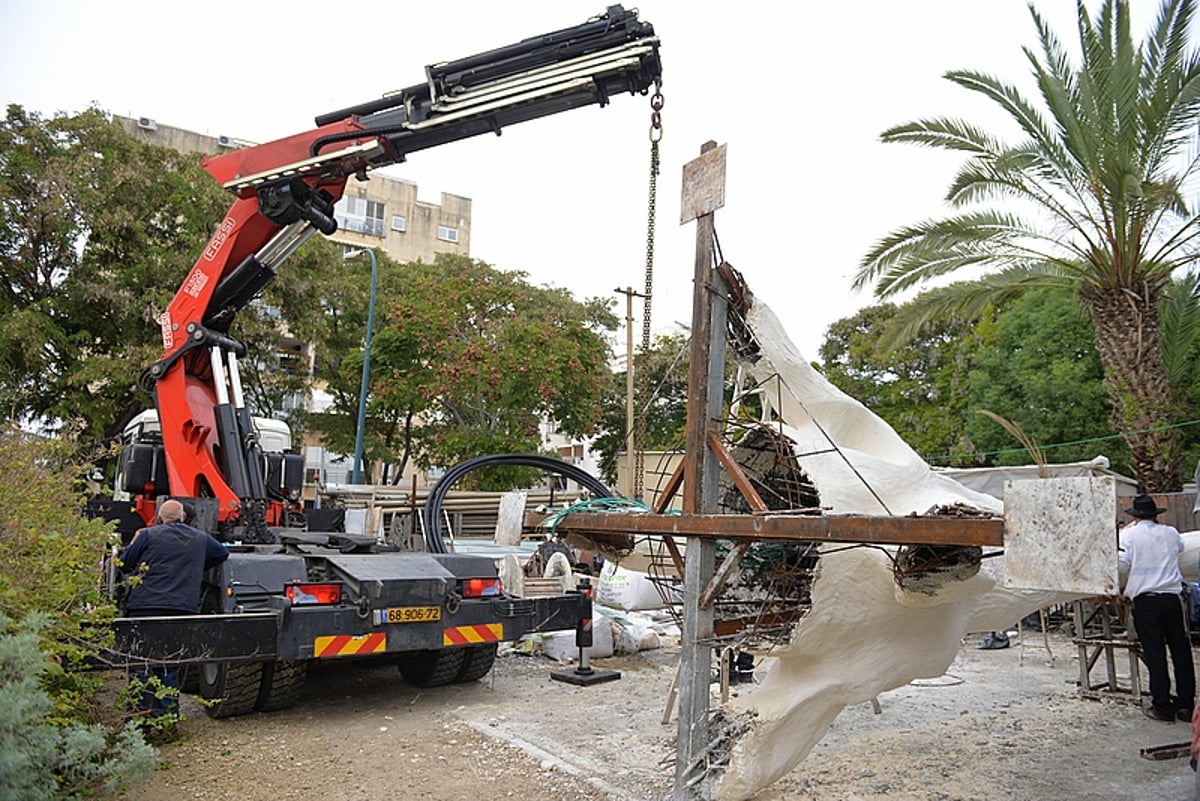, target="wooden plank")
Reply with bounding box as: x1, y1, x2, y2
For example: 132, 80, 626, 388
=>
1139, 742, 1191, 761
555, 511, 1003, 547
